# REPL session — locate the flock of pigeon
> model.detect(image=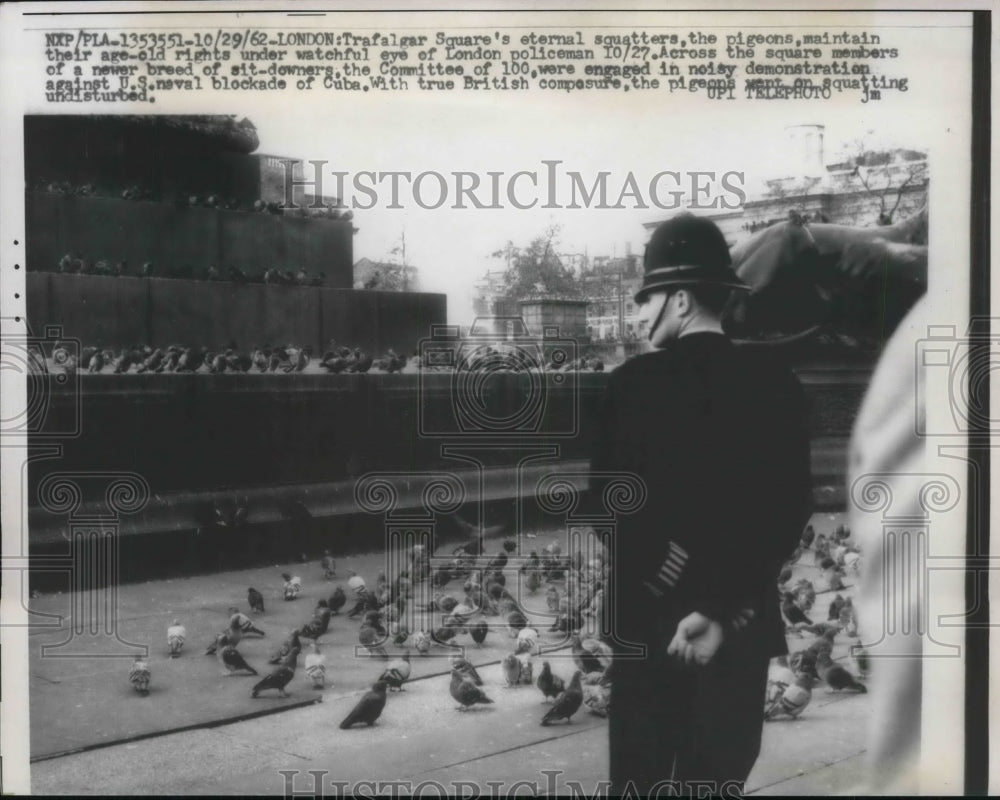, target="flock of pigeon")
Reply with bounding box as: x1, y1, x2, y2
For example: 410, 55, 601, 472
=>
47, 252, 329, 286
48, 341, 413, 376
40, 179, 353, 221
125, 518, 866, 742
48, 341, 612, 376
764, 523, 869, 721
36, 178, 351, 286
128, 521, 615, 734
